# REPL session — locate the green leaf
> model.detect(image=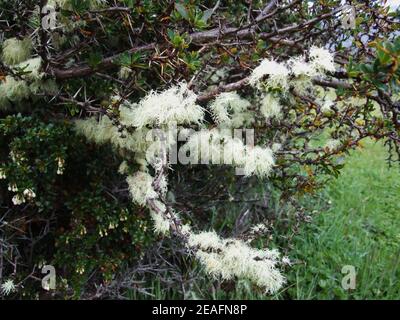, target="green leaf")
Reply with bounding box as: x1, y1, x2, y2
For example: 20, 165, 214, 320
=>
87, 52, 102, 69
175, 2, 189, 20
115, 52, 133, 66
167, 29, 175, 40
